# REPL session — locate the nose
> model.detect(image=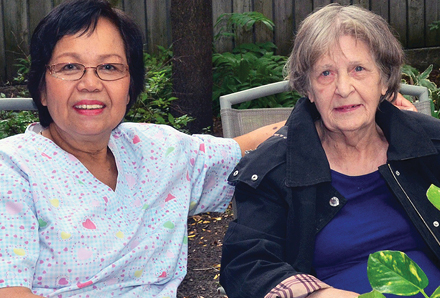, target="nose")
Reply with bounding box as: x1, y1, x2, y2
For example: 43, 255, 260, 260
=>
77, 67, 103, 92
335, 73, 354, 98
